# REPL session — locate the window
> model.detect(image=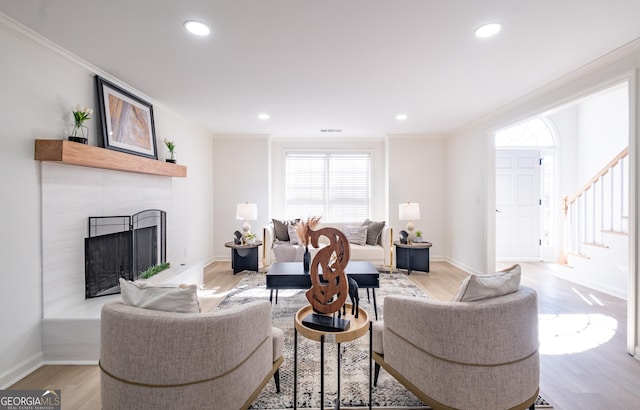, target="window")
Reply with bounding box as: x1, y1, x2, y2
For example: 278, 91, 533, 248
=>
495, 117, 555, 147
285, 152, 371, 222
